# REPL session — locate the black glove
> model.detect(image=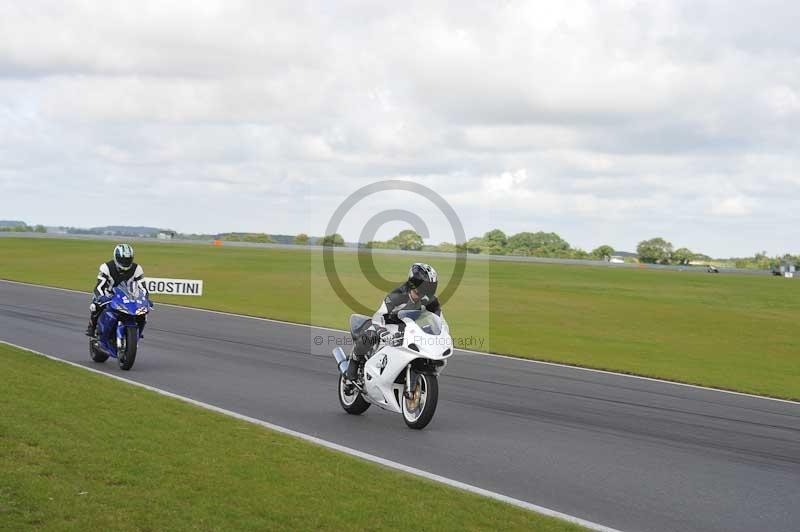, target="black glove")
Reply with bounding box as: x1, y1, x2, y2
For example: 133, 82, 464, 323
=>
379, 328, 403, 346
360, 328, 380, 349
